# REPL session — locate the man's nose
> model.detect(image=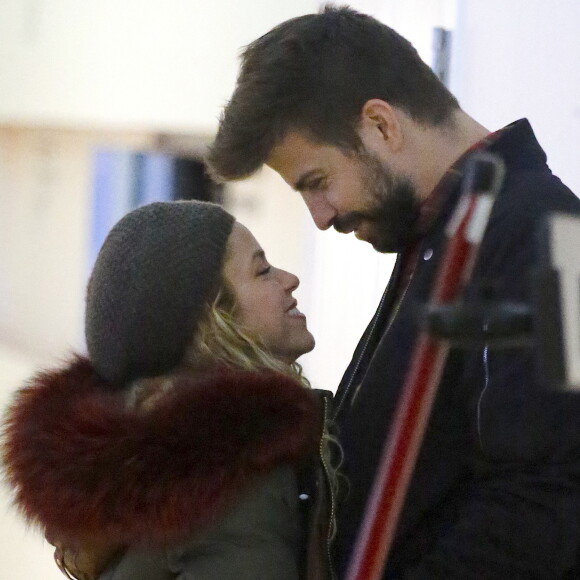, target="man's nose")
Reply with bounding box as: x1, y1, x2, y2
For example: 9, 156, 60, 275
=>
302, 193, 336, 230
281, 270, 300, 292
